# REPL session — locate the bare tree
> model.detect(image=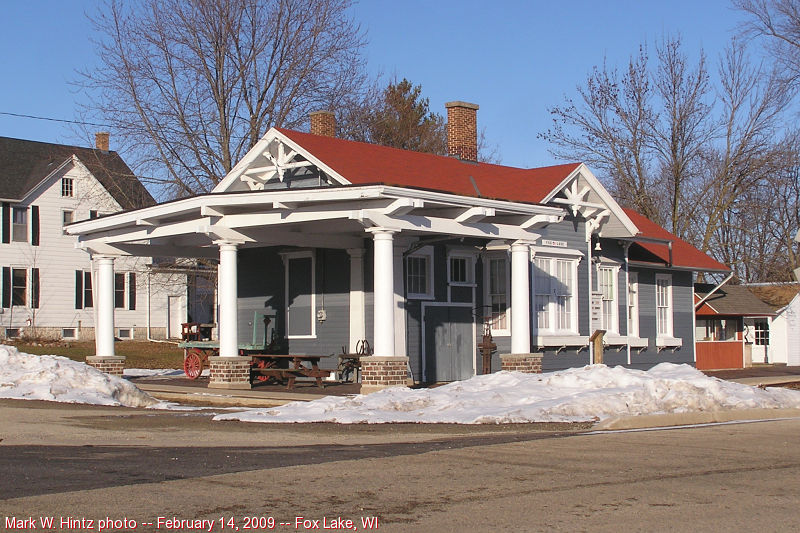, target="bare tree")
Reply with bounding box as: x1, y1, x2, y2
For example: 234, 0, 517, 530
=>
652, 37, 714, 237
695, 42, 792, 263
80, 0, 368, 198
735, 0, 800, 86
539, 47, 662, 224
